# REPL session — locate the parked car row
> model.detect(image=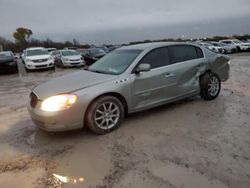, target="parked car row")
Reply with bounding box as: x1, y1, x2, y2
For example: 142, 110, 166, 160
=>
196, 39, 250, 54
